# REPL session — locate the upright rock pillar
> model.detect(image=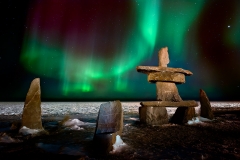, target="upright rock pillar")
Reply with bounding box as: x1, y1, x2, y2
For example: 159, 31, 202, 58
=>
22, 78, 43, 129
200, 89, 214, 119
137, 47, 198, 125
93, 100, 123, 153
